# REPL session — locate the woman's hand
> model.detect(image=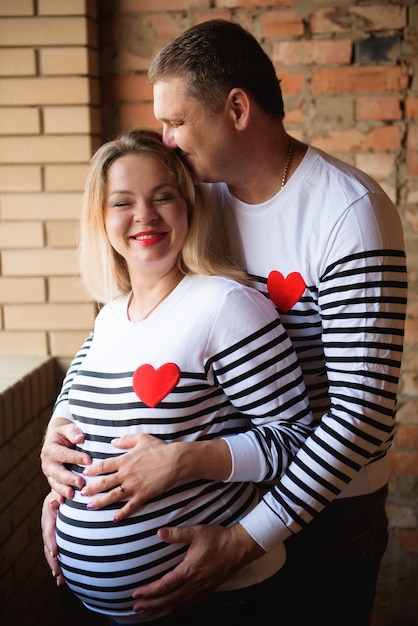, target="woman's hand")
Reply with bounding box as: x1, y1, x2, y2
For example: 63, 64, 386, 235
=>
81, 433, 183, 520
